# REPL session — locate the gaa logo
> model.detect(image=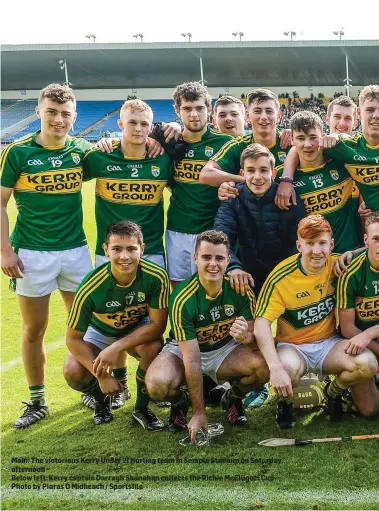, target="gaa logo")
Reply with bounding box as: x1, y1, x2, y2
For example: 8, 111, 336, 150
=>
138, 292, 145, 303
151, 166, 160, 177
27, 159, 43, 166
205, 146, 214, 158
71, 153, 81, 165
330, 169, 339, 181
224, 305, 234, 317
